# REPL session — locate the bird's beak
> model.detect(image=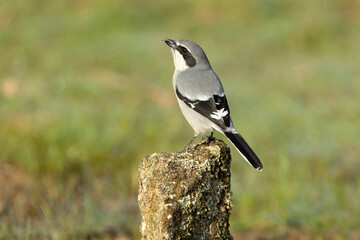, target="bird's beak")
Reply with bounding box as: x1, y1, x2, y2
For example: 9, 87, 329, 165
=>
163, 38, 177, 49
